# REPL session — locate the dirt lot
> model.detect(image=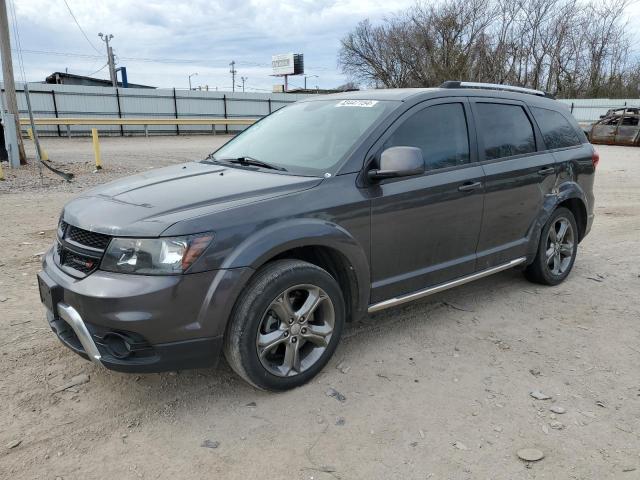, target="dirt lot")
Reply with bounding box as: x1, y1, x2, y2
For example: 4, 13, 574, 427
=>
1, 137, 639, 479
